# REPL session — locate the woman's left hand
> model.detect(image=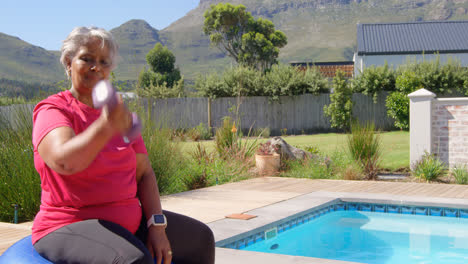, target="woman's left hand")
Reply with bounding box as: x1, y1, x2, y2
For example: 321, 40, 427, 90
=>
147, 226, 172, 264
